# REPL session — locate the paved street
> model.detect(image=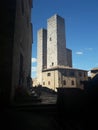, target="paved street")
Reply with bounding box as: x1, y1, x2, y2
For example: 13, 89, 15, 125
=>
40, 91, 57, 104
